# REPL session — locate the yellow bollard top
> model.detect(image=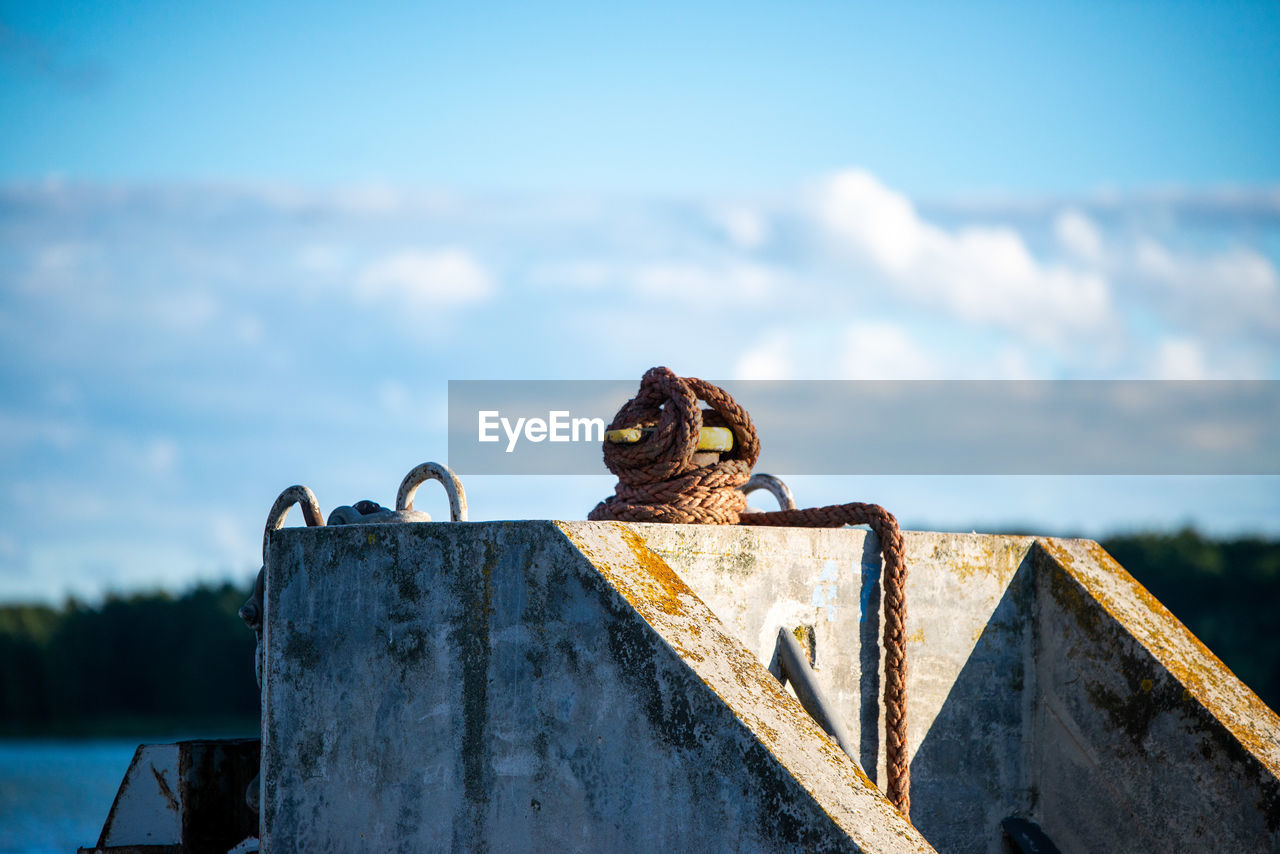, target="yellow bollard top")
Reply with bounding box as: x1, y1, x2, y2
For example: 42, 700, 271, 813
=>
604, 425, 735, 452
